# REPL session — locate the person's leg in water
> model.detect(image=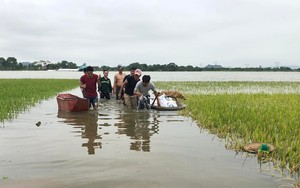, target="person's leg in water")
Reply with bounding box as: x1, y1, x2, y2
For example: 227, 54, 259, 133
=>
116, 86, 123, 100
90, 97, 97, 110
124, 94, 132, 109
130, 95, 137, 109
105, 93, 110, 100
